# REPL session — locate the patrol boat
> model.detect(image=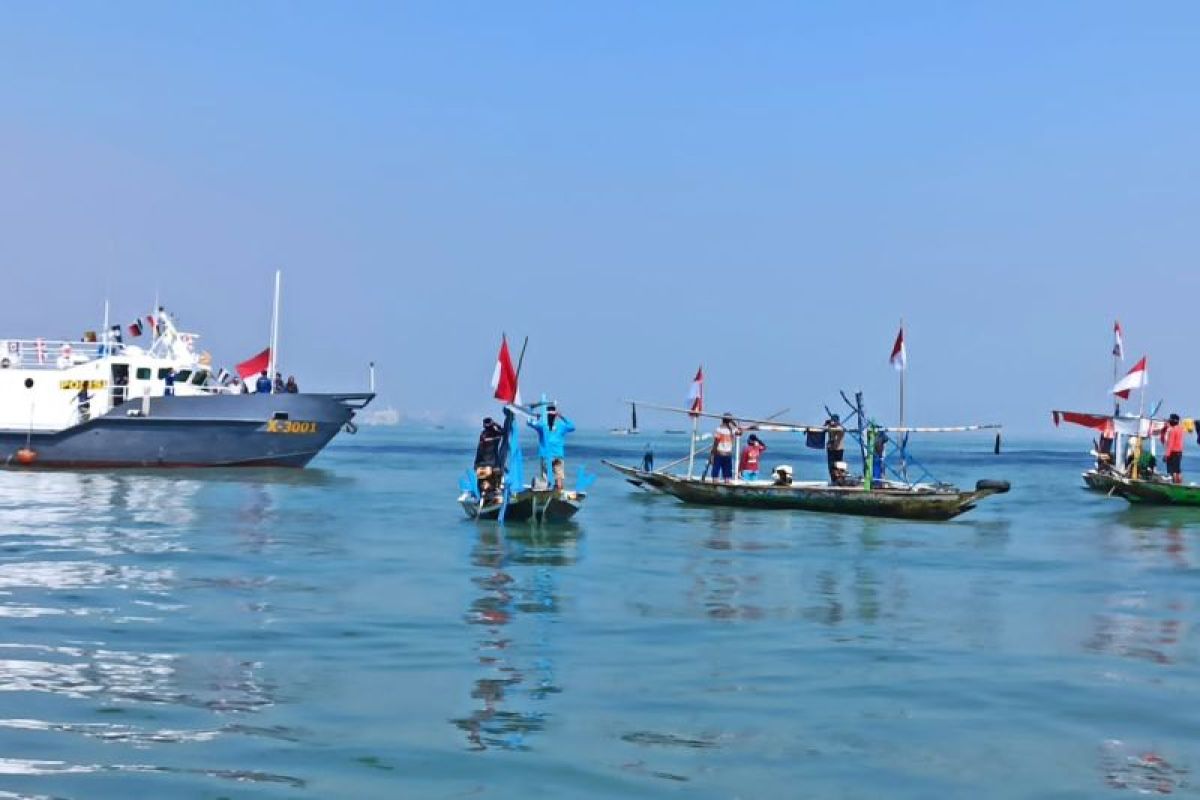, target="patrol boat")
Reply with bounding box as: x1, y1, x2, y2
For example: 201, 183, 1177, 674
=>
0, 309, 372, 468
